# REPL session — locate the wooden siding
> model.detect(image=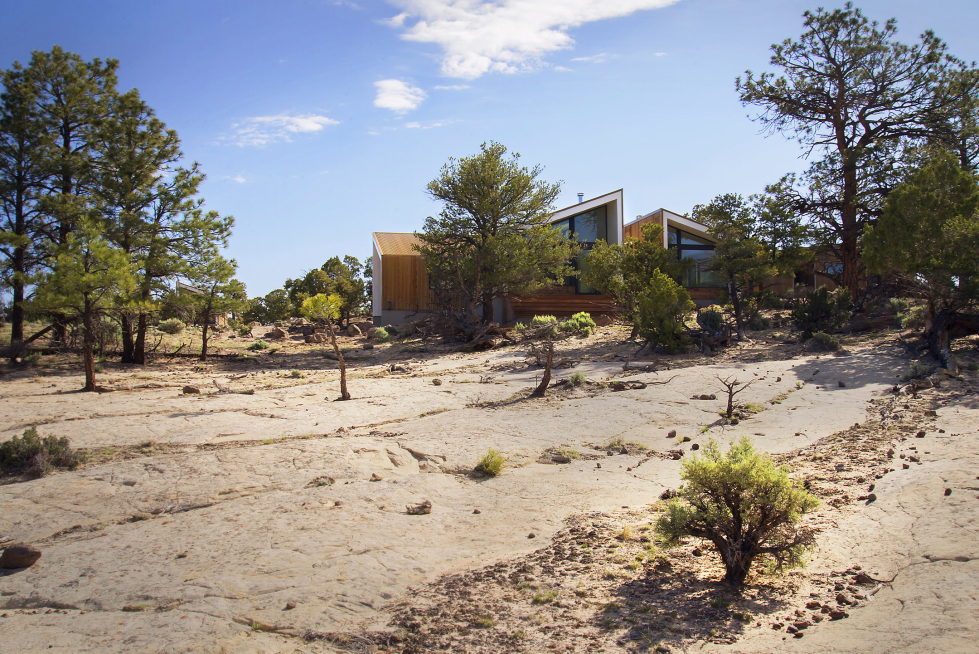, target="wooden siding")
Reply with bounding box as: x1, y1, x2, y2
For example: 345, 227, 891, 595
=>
623, 213, 660, 241
381, 254, 434, 312
510, 286, 619, 320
